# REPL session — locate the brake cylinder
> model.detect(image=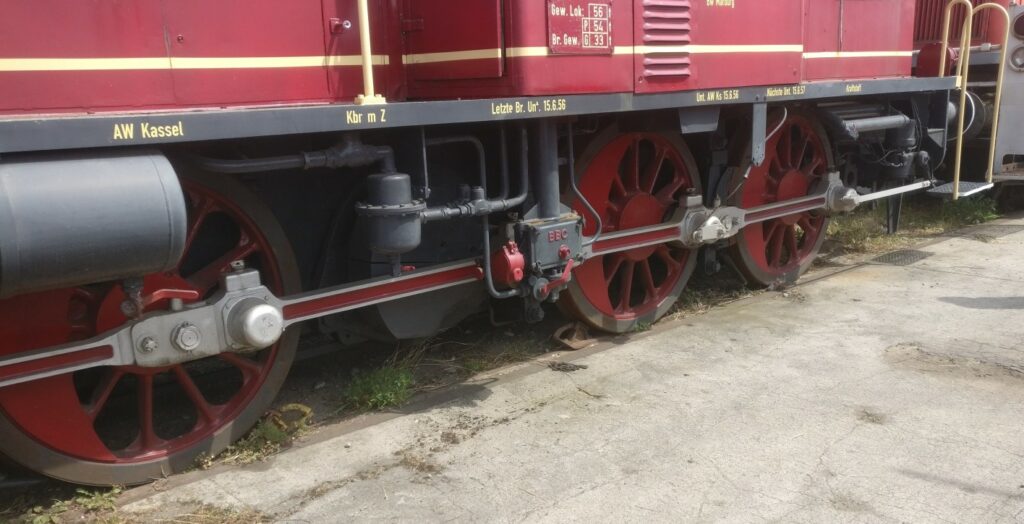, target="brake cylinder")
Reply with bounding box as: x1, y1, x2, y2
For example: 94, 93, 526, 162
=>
0, 152, 188, 297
